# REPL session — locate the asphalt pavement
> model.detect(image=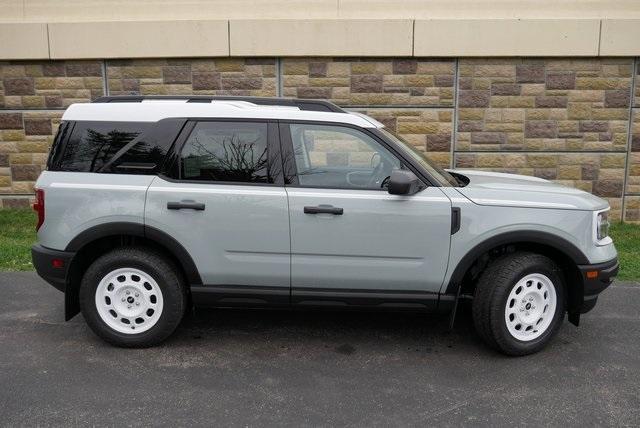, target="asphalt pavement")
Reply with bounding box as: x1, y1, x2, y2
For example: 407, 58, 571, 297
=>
1, 272, 639, 426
